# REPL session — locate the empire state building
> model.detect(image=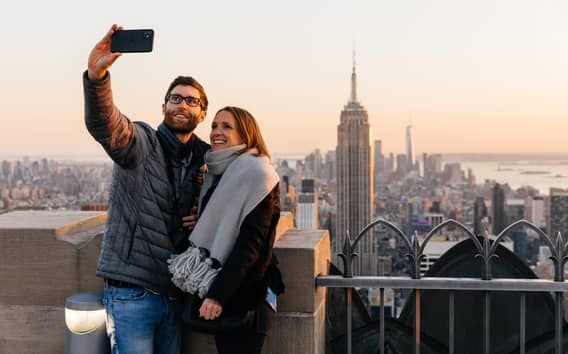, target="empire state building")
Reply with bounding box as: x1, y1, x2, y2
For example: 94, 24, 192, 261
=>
335, 57, 375, 275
